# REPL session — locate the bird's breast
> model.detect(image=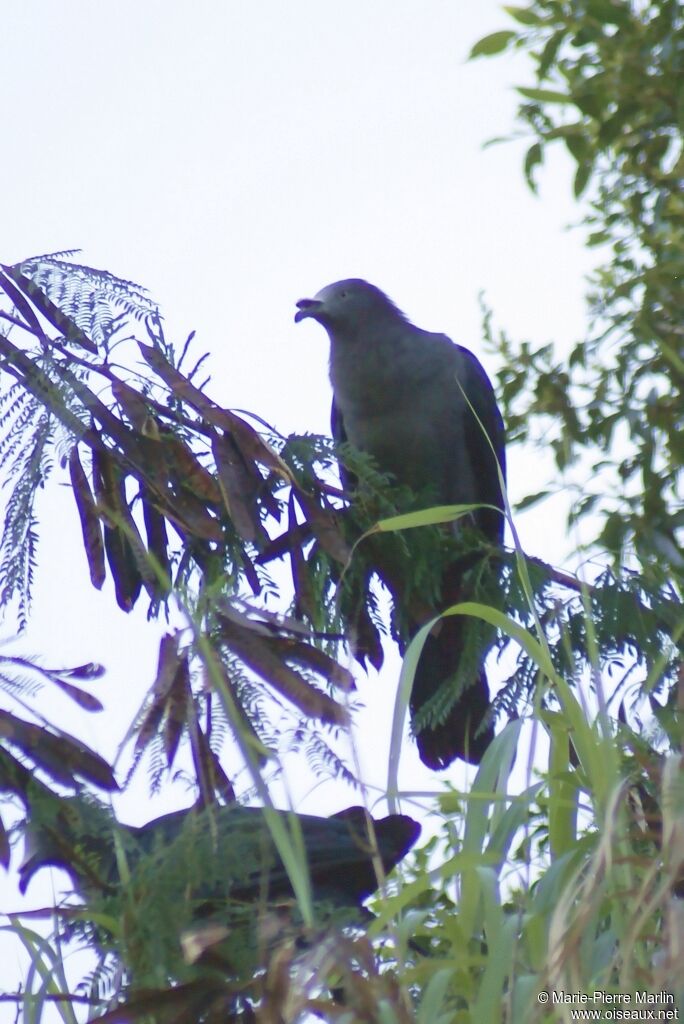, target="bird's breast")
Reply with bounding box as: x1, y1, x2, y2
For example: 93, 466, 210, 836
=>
330, 334, 477, 500
340, 403, 452, 497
